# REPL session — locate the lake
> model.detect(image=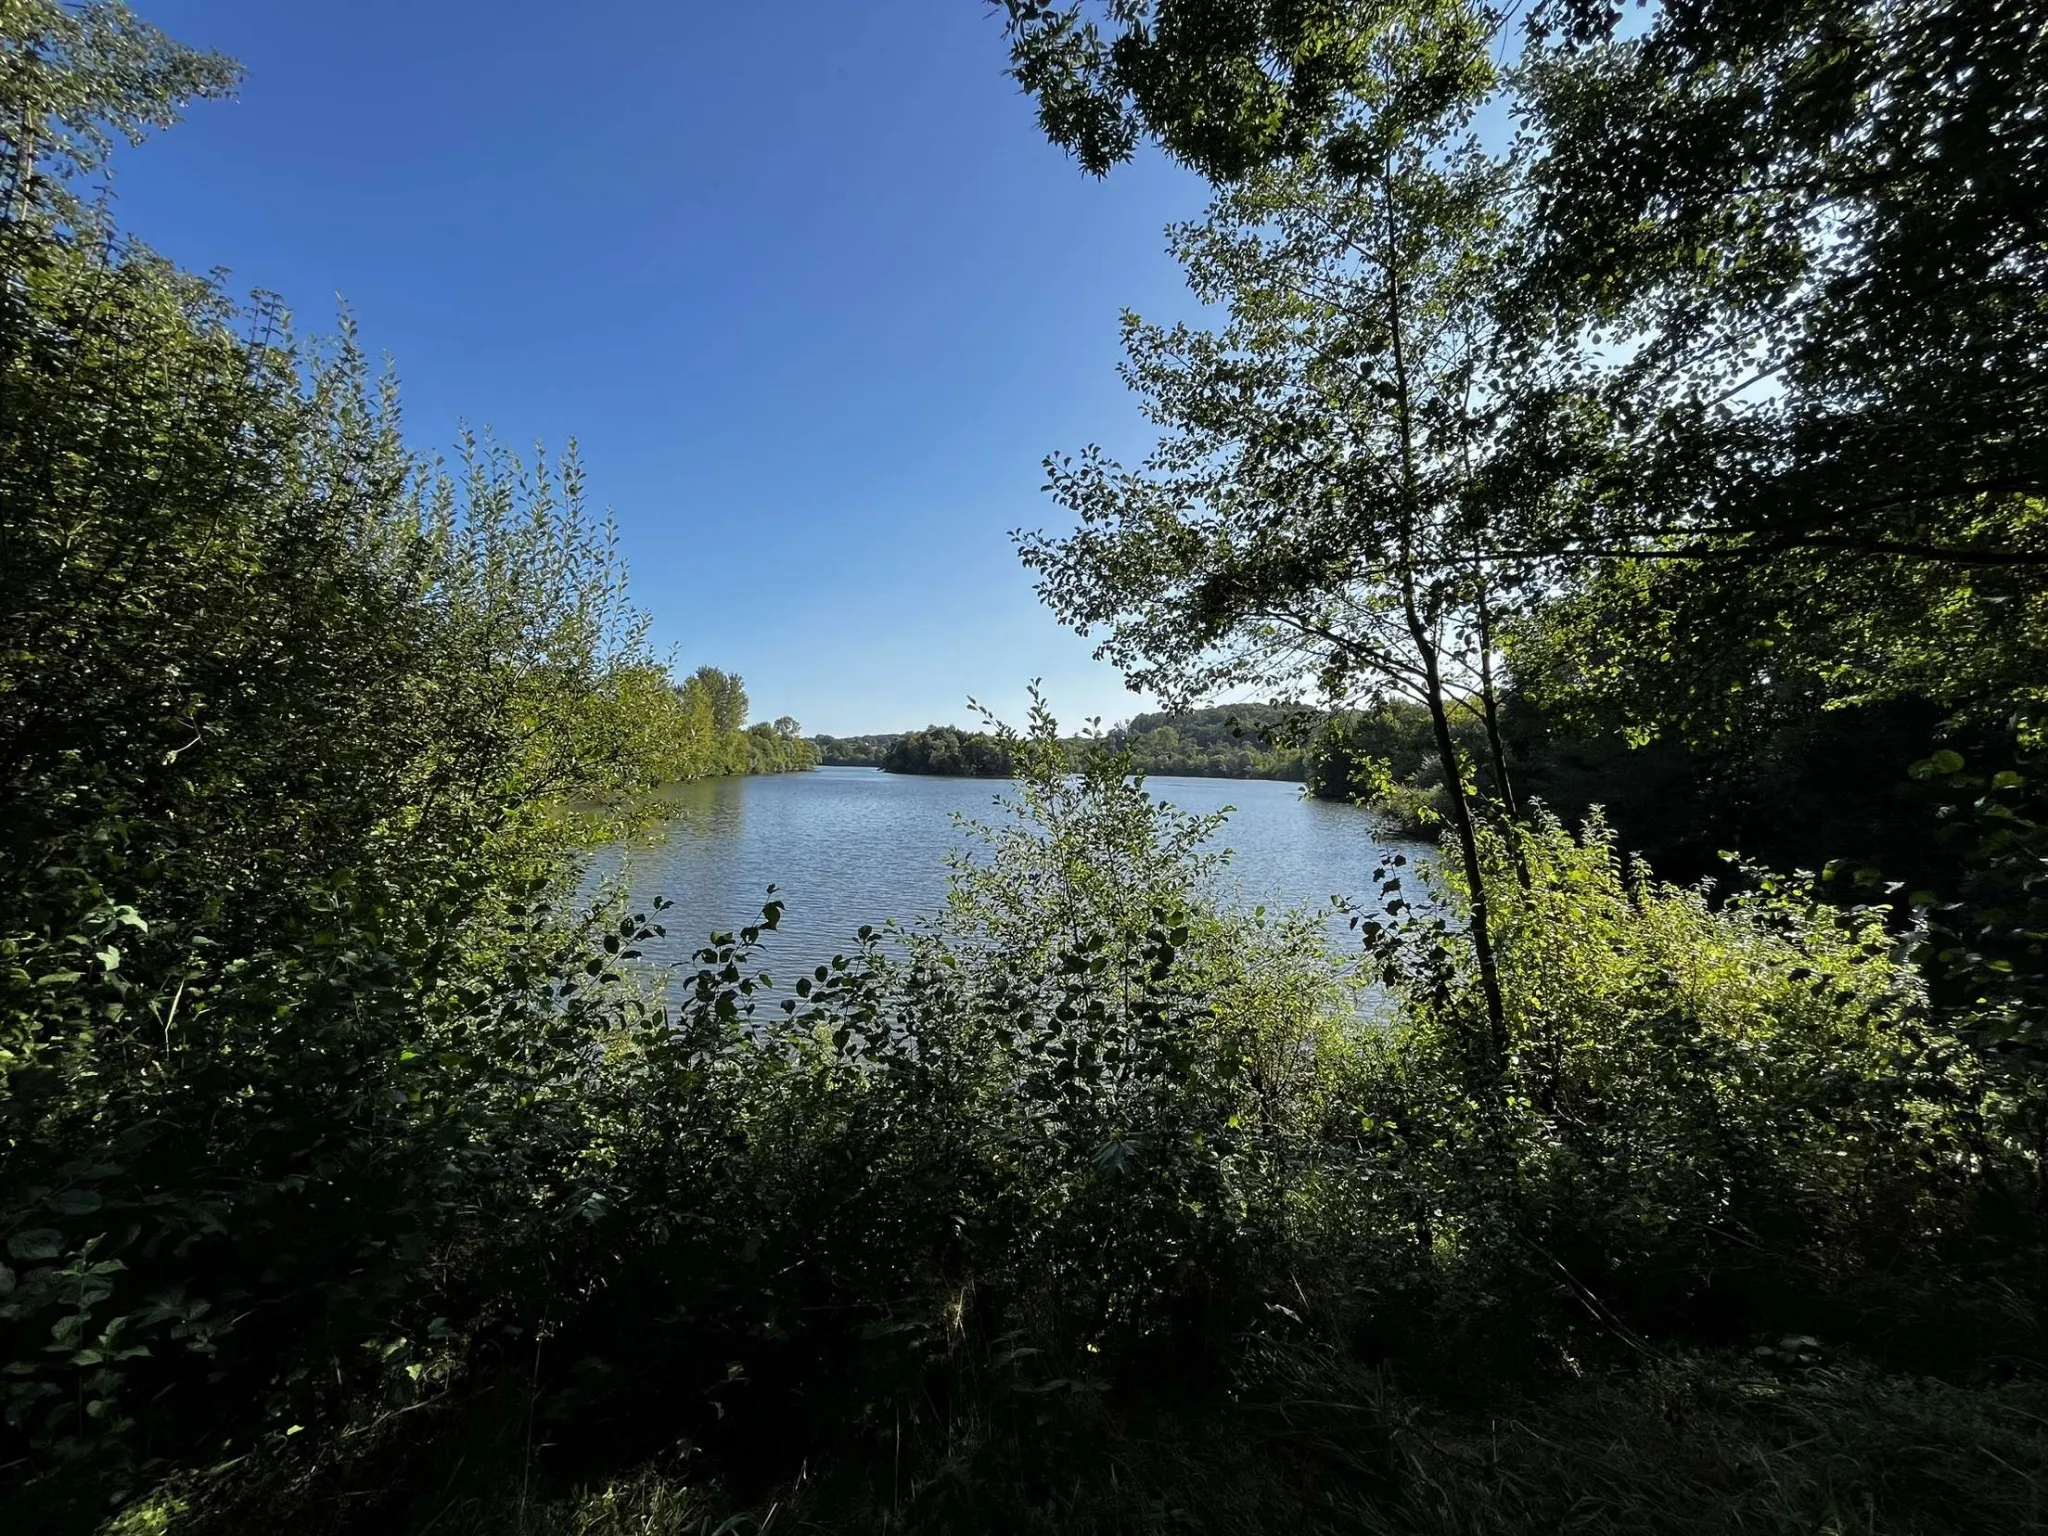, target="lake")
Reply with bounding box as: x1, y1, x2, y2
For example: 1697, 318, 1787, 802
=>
583, 767, 1426, 978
